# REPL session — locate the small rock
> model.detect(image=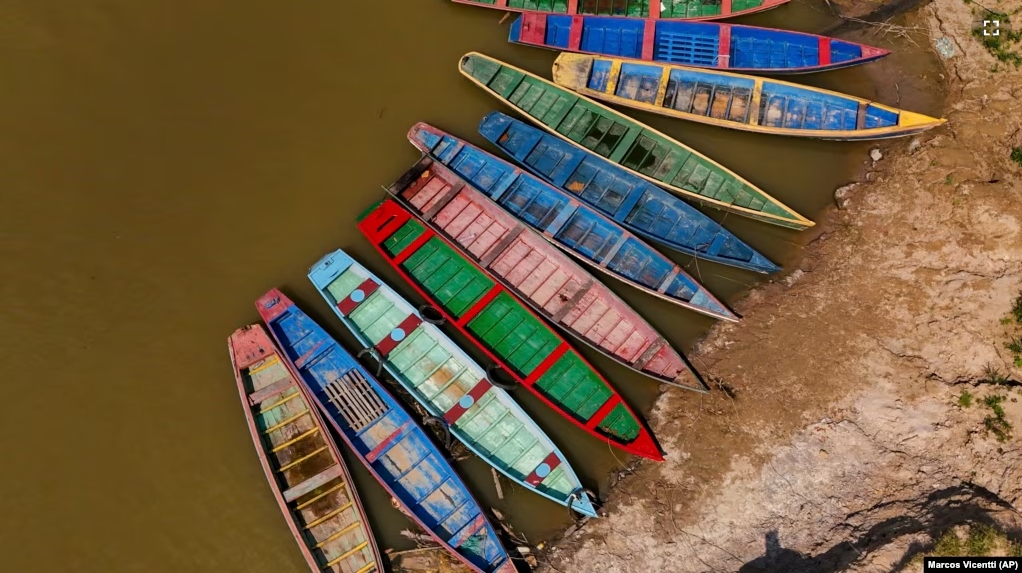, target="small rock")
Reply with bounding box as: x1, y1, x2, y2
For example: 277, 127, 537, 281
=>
834, 183, 857, 200
866, 171, 878, 182
907, 138, 922, 154
870, 148, 883, 162
935, 37, 955, 59
783, 269, 805, 287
